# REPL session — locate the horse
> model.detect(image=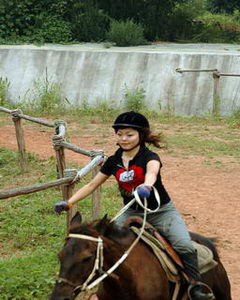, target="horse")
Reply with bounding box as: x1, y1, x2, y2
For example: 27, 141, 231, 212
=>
50, 212, 232, 300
